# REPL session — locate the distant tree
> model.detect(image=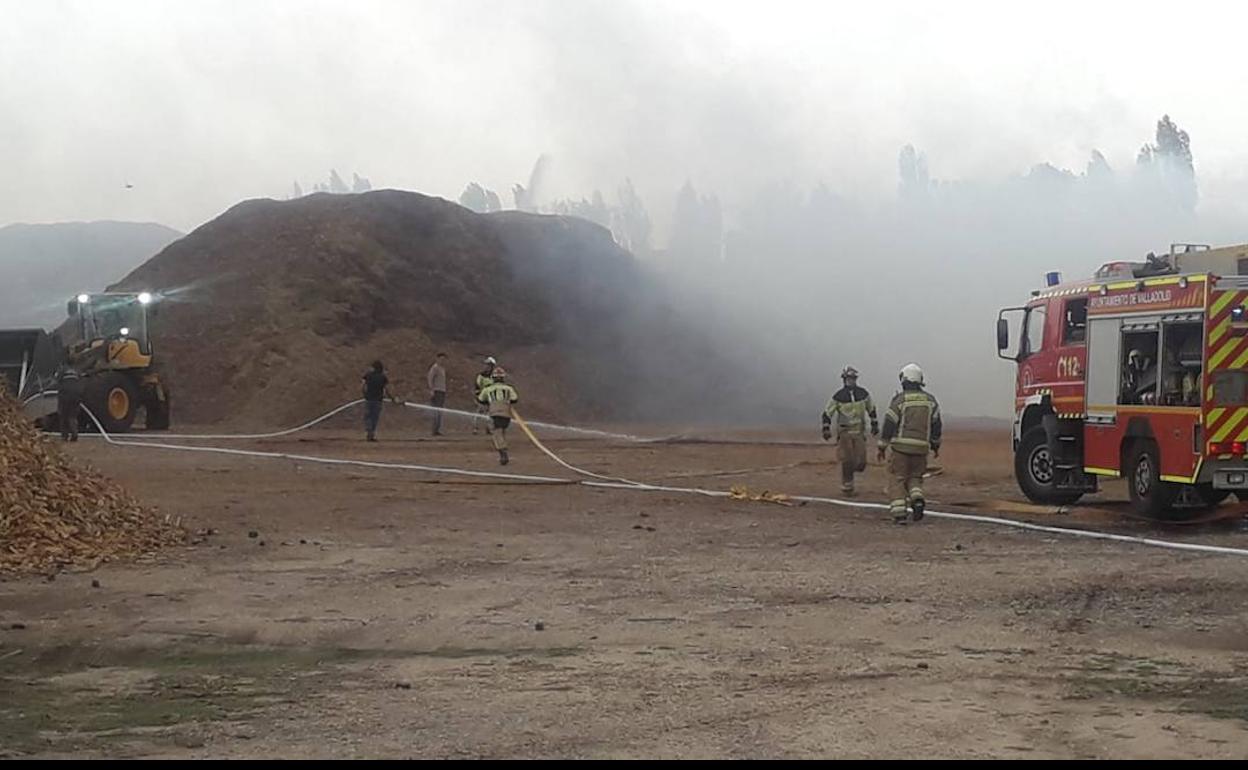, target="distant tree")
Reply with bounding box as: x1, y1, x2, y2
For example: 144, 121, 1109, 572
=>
460, 182, 489, 212
1136, 114, 1196, 211
460, 182, 504, 213
328, 169, 350, 194
612, 178, 652, 256
898, 144, 931, 201
1139, 115, 1194, 170
1085, 150, 1113, 180
512, 183, 530, 212
590, 189, 610, 227
352, 173, 372, 193
548, 191, 612, 228
669, 181, 722, 268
